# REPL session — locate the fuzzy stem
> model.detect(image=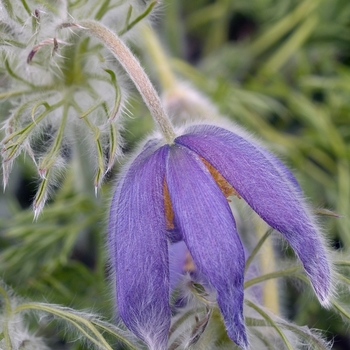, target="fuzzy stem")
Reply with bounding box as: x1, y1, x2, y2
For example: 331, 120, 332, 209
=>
77, 20, 176, 144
